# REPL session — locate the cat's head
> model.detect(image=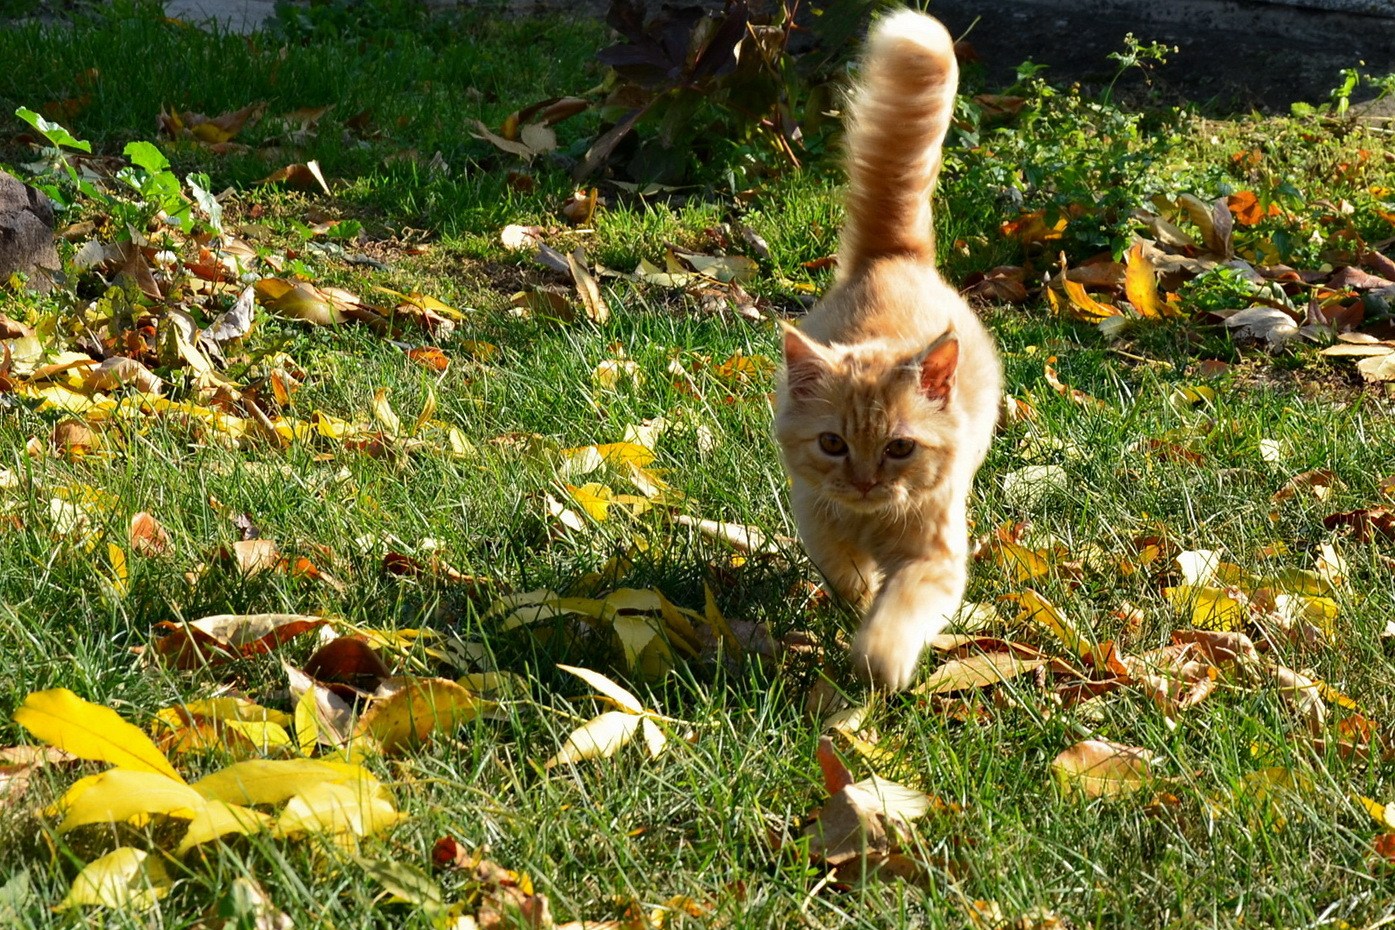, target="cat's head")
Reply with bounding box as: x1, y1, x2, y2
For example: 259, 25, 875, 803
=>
775, 325, 960, 514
